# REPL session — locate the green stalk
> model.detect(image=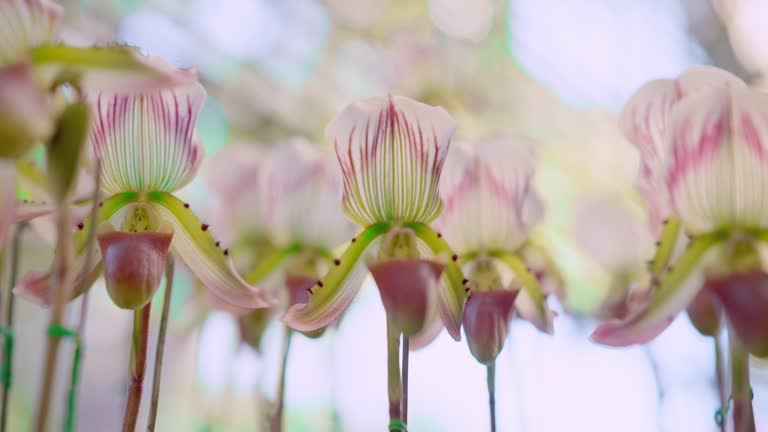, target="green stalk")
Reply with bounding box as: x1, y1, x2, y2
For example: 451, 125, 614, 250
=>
146, 258, 175, 432
0, 224, 25, 432
728, 324, 755, 432
386, 318, 404, 432
269, 326, 293, 432
122, 304, 152, 432
714, 336, 727, 432
487, 363, 496, 432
